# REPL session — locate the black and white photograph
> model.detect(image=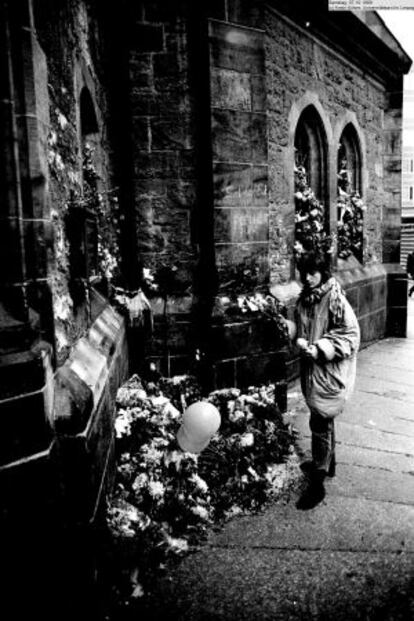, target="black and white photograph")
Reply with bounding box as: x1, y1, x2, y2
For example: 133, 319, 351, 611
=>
0, 1, 413, 619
